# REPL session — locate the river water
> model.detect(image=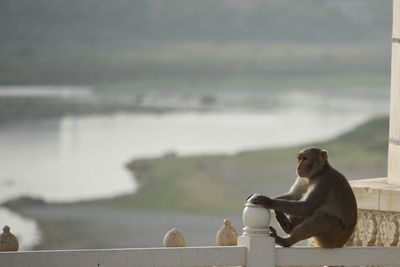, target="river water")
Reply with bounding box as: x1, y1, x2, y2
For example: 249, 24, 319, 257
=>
0, 86, 389, 249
